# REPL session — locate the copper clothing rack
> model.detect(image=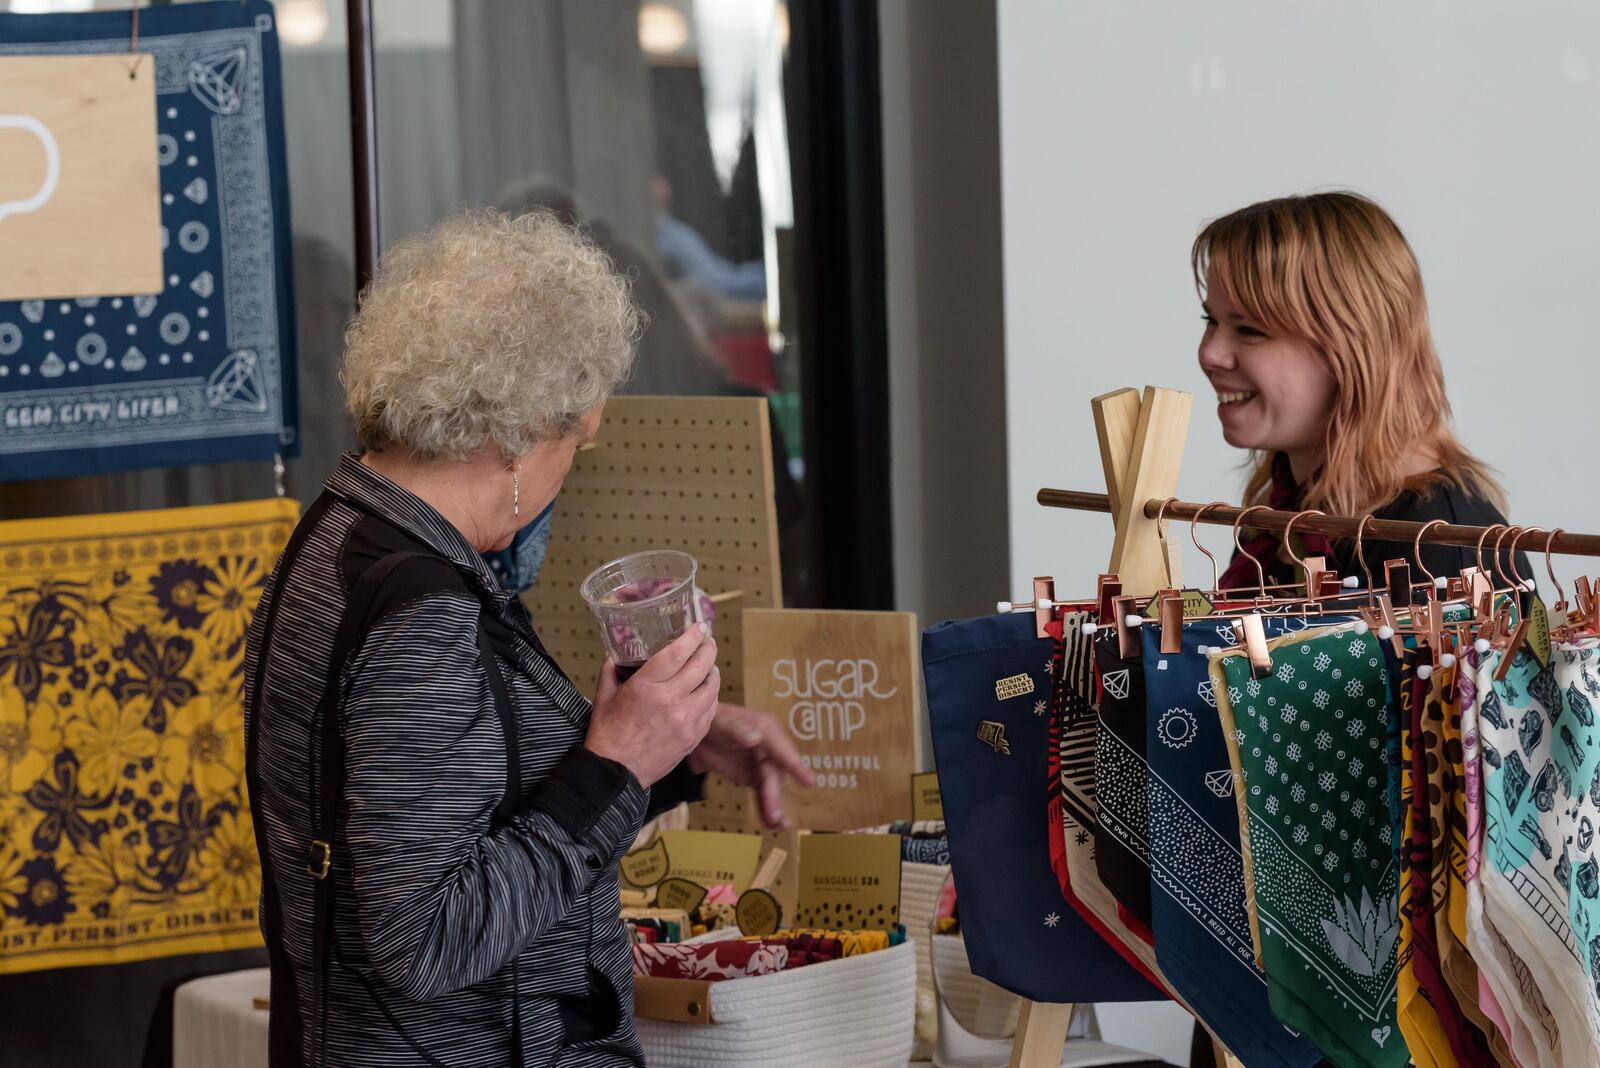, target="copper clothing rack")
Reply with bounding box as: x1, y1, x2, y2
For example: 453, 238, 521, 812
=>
1036, 488, 1600, 557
